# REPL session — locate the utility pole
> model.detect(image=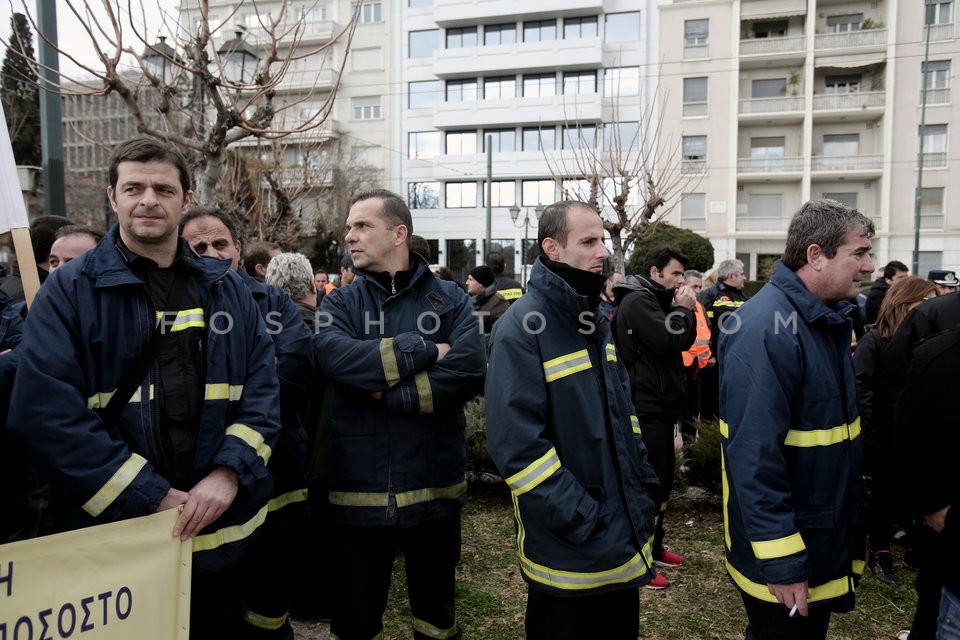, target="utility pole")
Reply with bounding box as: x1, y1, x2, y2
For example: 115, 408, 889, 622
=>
913, 15, 933, 274
36, 0, 65, 215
